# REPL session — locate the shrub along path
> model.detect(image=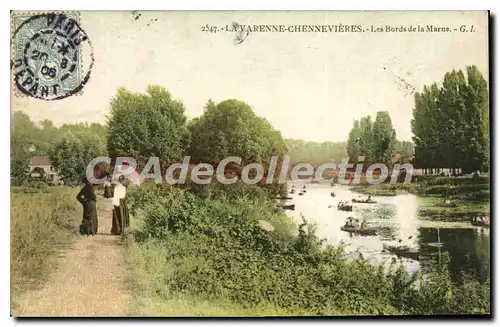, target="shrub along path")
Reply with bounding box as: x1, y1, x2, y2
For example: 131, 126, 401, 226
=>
13, 197, 132, 317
